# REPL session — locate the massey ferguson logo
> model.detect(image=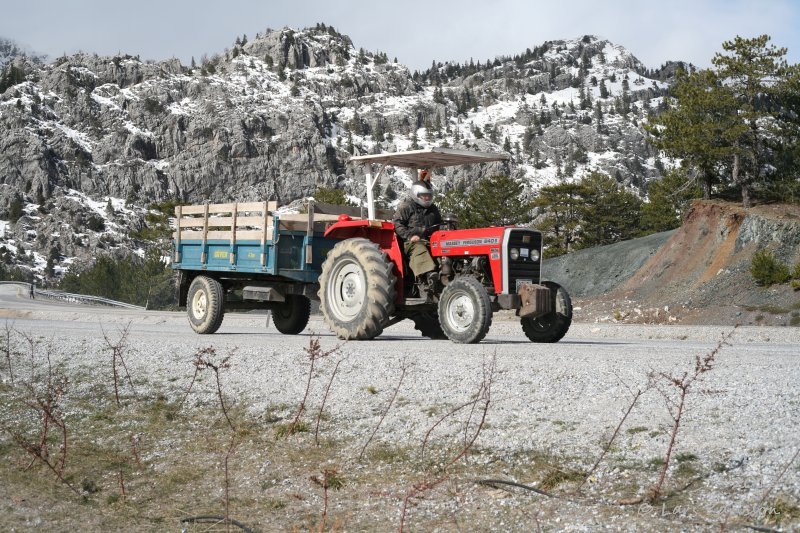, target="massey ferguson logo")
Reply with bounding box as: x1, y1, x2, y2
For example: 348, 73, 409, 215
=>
441, 237, 500, 247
